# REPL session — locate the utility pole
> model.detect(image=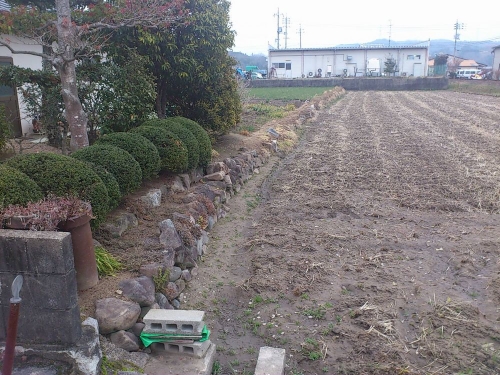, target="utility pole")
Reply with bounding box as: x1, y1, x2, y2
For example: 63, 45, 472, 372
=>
297, 24, 304, 48
453, 20, 464, 72
274, 9, 282, 49
388, 19, 392, 47
283, 15, 290, 49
